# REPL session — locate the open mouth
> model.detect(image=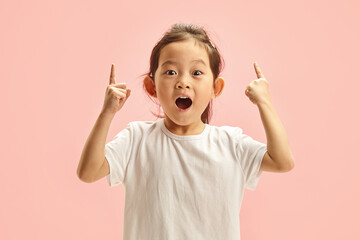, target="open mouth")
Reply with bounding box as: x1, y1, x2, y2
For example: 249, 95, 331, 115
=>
175, 97, 192, 110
